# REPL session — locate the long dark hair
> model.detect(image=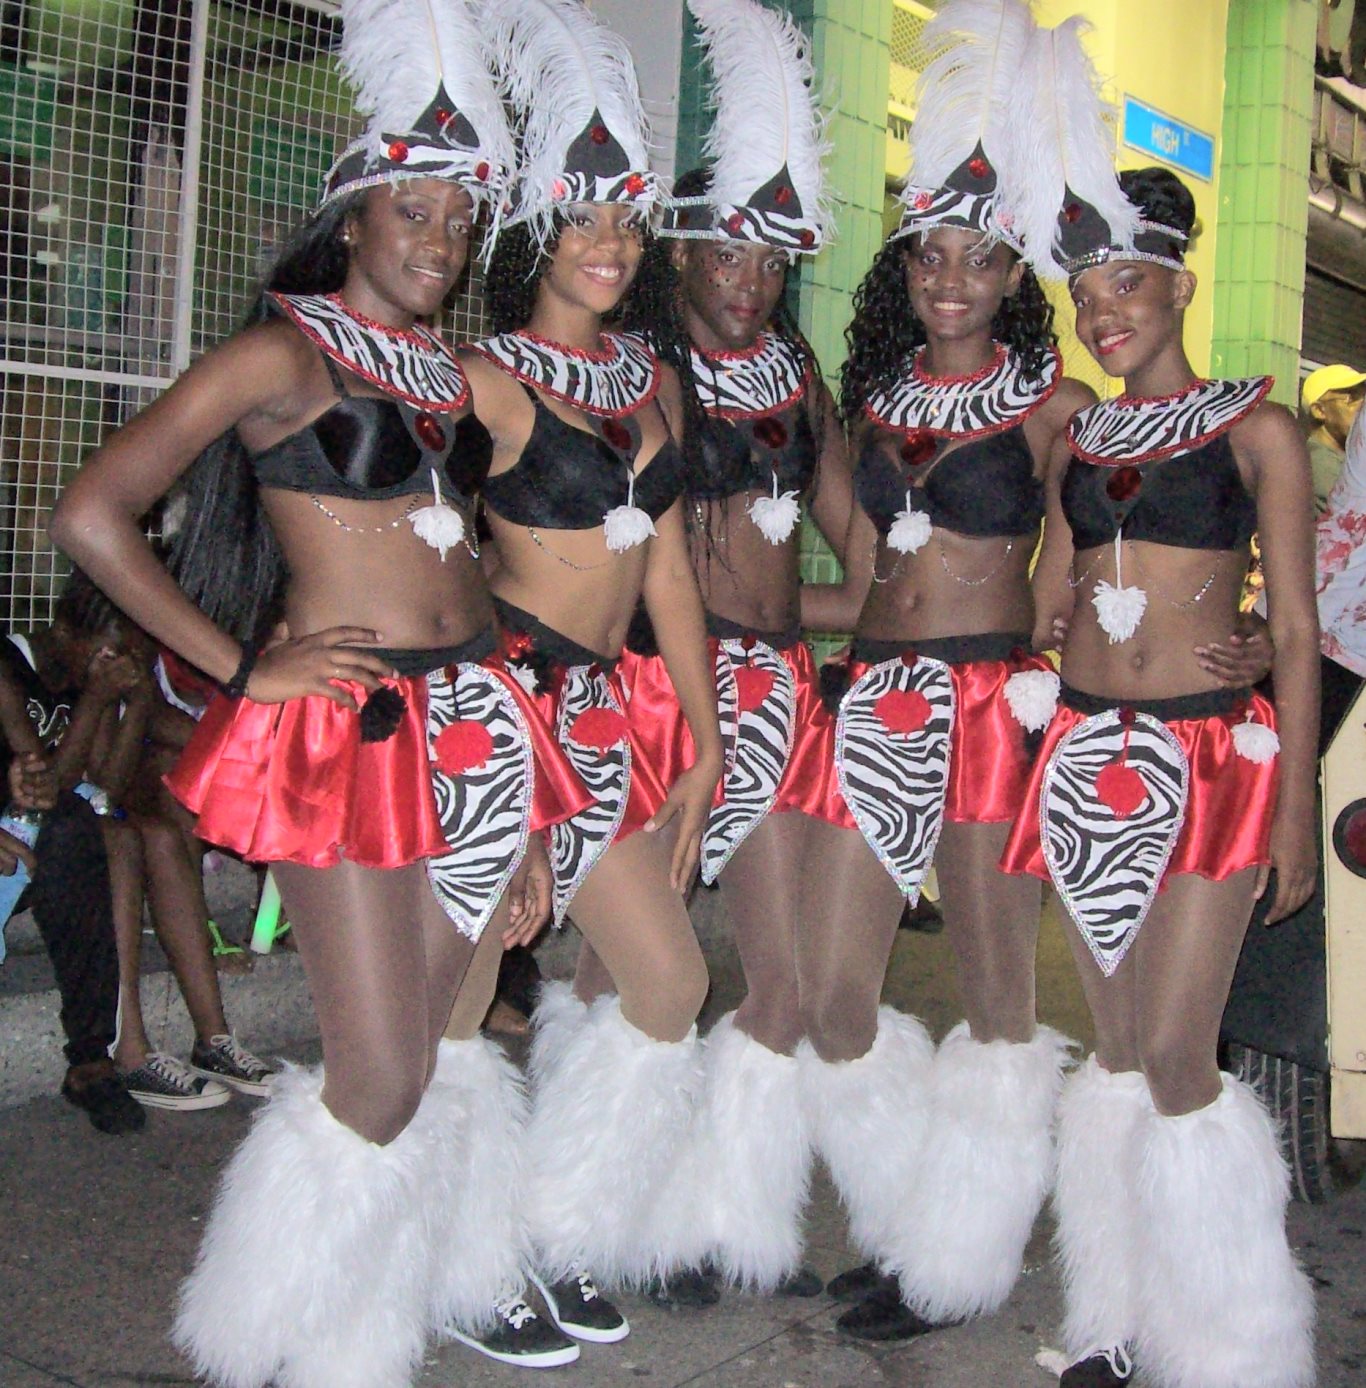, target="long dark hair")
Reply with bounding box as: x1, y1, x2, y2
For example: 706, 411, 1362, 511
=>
165, 195, 361, 643
839, 235, 1056, 427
